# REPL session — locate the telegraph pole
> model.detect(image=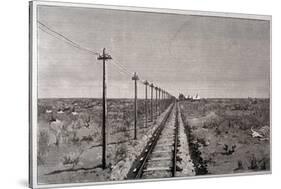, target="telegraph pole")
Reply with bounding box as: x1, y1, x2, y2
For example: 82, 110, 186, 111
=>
158, 88, 161, 116
162, 89, 164, 112
144, 80, 149, 128
132, 72, 139, 140
97, 48, 112, 169
160, 89, 162, 112
155, 86, 158, 119
158, 88, 160, 114
150, 83, 154, 122
164, 91, 167, 109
